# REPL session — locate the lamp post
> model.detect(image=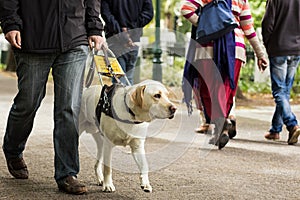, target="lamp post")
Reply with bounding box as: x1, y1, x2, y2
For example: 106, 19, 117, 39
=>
152, 0, 162, 82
